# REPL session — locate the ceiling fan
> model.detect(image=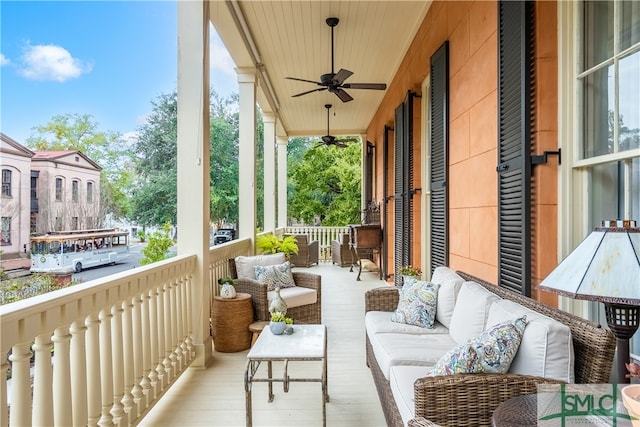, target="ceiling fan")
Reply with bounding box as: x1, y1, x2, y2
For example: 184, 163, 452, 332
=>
286, 17, 387, 103
315, 104, 359, 148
